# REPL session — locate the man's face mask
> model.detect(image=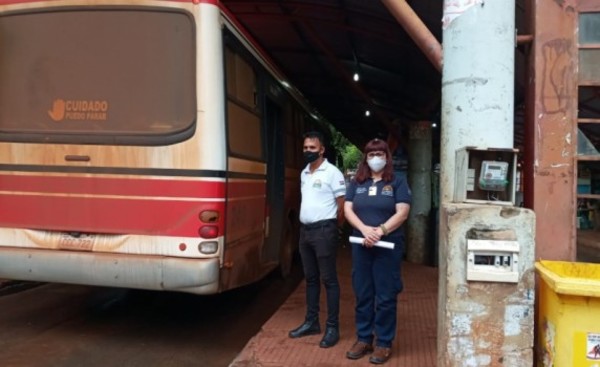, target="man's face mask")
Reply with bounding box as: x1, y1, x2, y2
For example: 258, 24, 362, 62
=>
303, 151, 320, 164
